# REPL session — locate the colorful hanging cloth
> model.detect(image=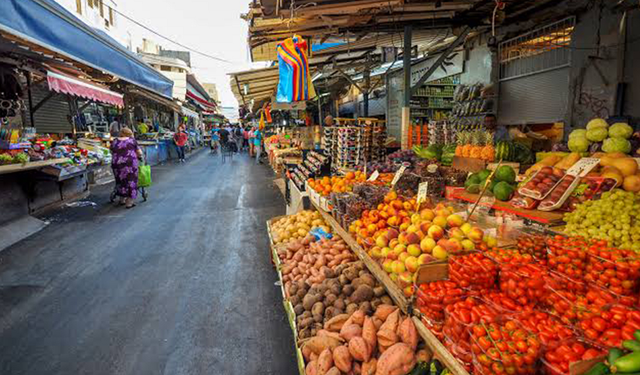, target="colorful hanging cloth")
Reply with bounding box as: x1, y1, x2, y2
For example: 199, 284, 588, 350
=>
276, 35, 316, 103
